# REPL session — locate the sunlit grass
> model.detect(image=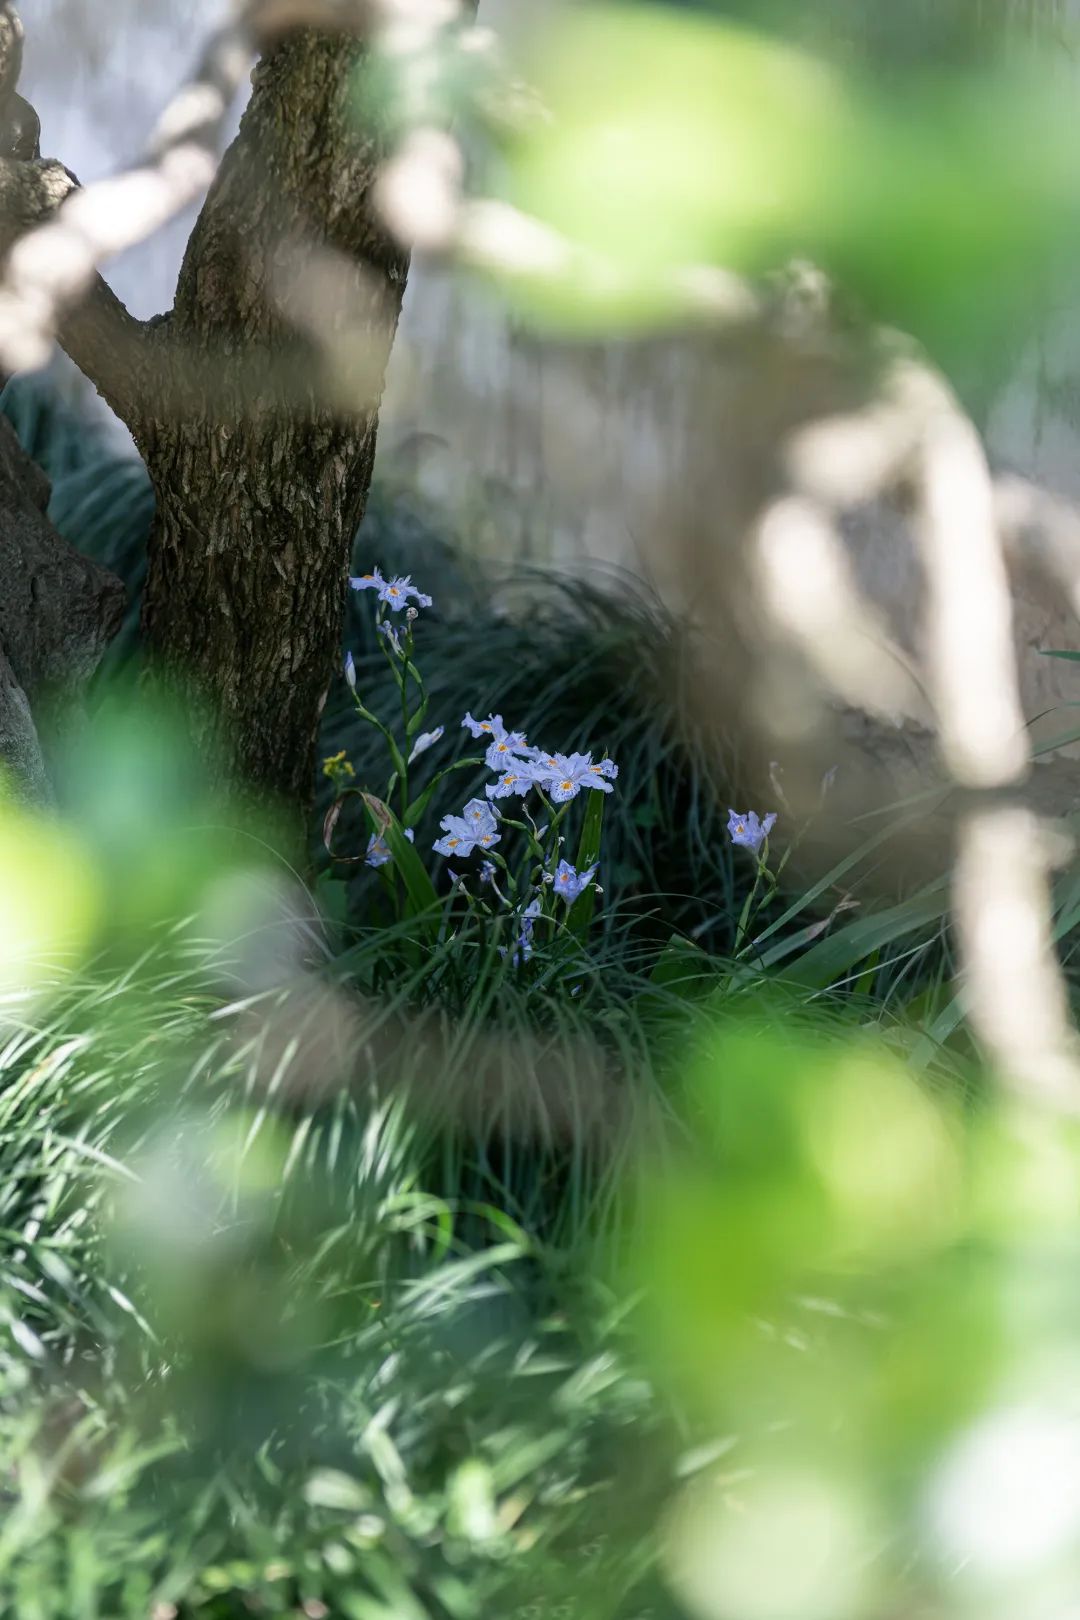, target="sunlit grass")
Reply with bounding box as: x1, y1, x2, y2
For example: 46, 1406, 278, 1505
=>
0, 934, 680, 1617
